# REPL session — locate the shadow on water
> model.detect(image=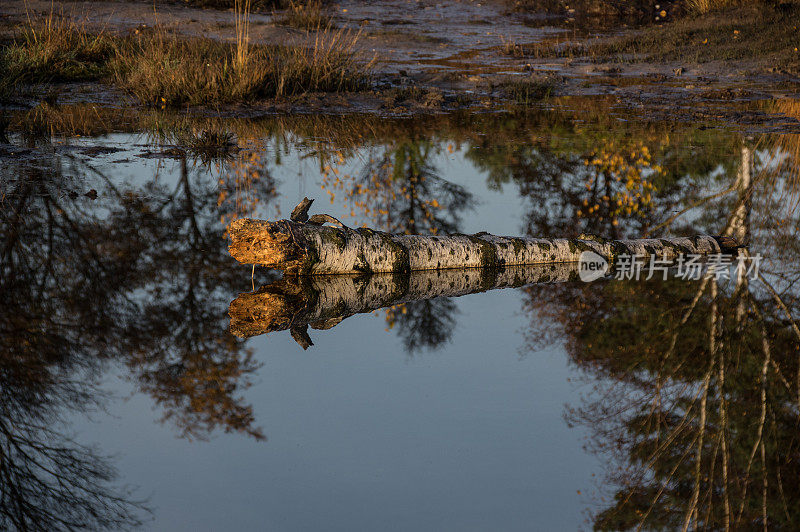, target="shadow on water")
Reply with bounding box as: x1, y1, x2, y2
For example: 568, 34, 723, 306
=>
2, 96, 800, 528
